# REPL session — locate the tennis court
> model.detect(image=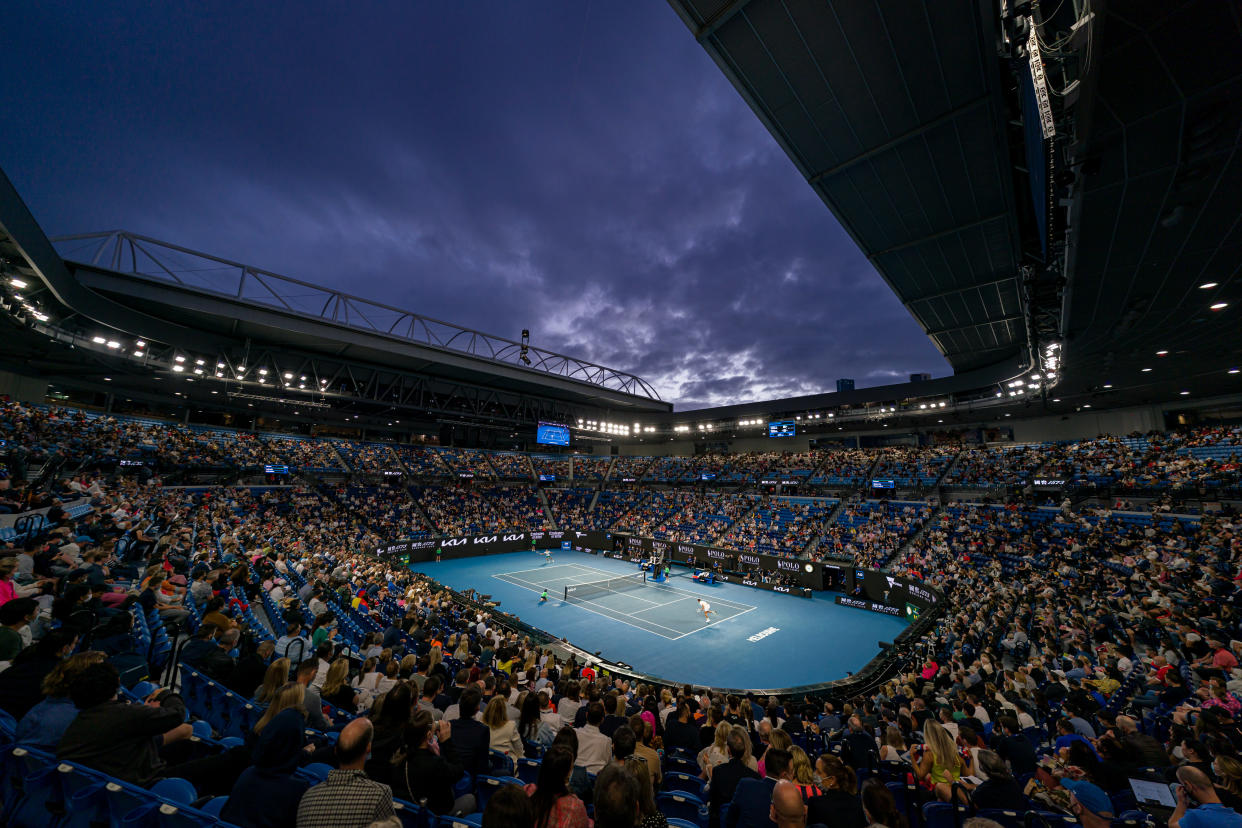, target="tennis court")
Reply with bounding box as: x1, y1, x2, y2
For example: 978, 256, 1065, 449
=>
494, 562, 756, 639
409, 549, 908, 689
